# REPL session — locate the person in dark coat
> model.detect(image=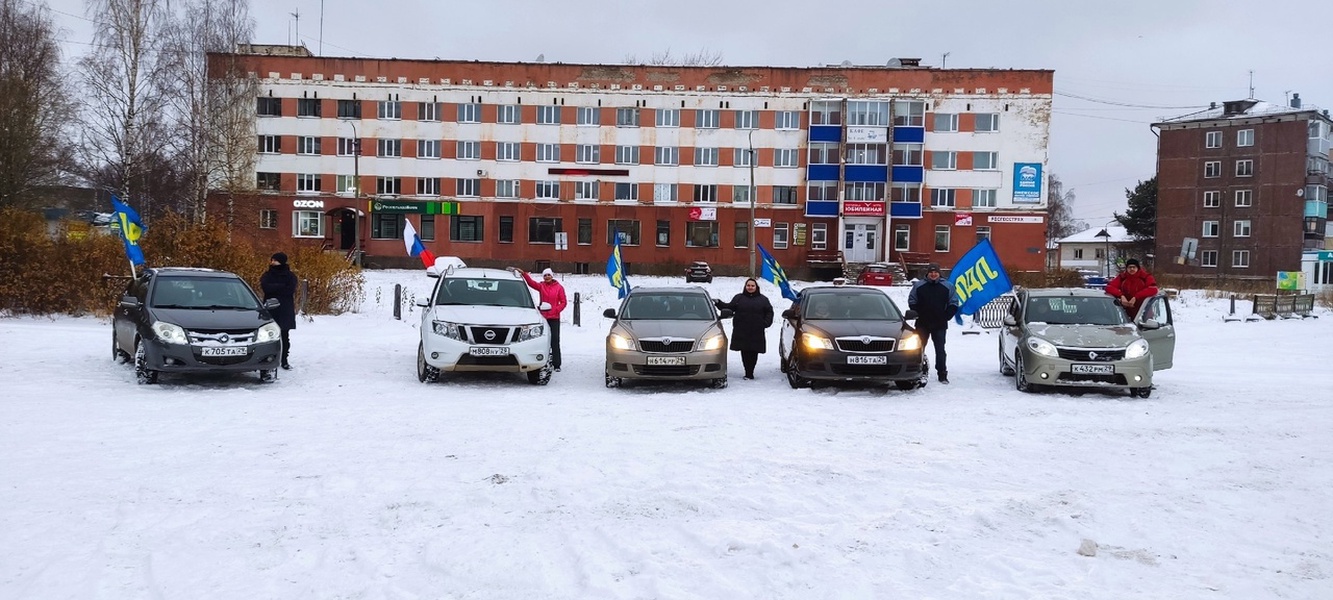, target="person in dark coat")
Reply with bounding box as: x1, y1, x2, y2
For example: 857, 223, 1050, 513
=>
908, 263, 960, 384
714, 278, 774, 380
260, 252, 298, 369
